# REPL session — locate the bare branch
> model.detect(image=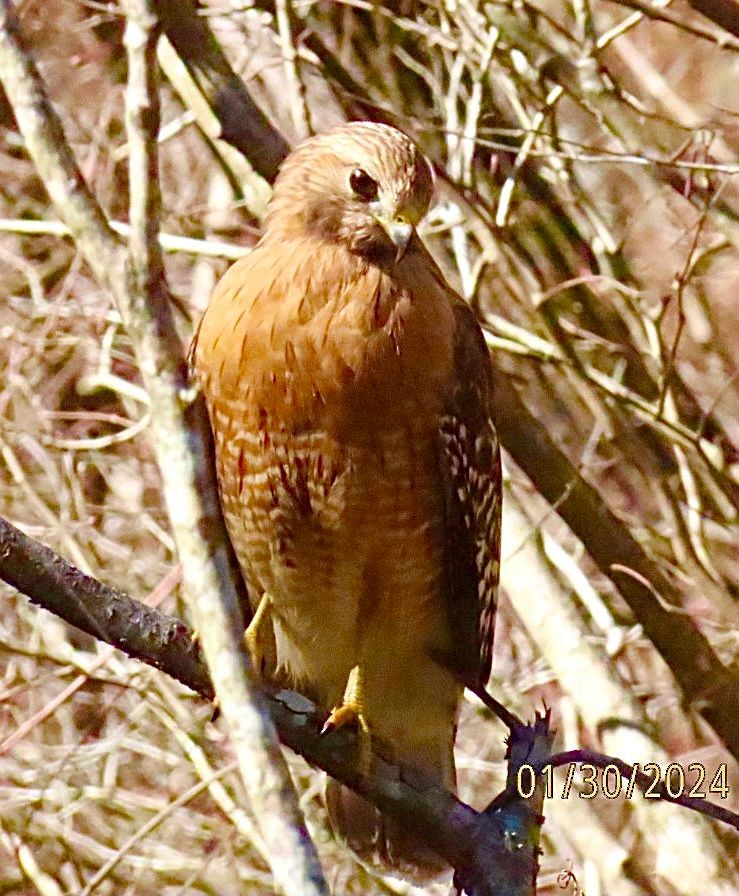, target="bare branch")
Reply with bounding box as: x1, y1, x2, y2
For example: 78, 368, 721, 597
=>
274, 0, 312, 139
4, 517, 737, 891
610, 0, 739, 49
154, 0, 290, 180
501, 483, 739, 892
683, 0, 739, 40
0, 516, 211, 699
489, 365, 739, 762
120, 2, 328, 893
0, 216, 248, 259
0, 514, 547, 896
